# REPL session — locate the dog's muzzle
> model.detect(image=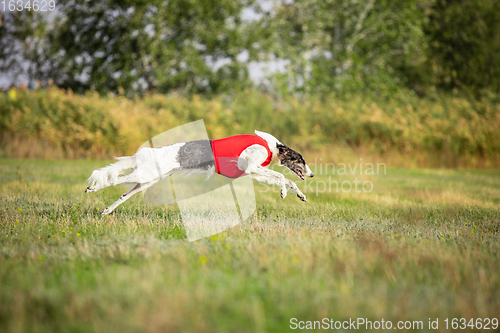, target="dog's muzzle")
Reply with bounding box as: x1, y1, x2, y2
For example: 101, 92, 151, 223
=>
305, 165, 314, 177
